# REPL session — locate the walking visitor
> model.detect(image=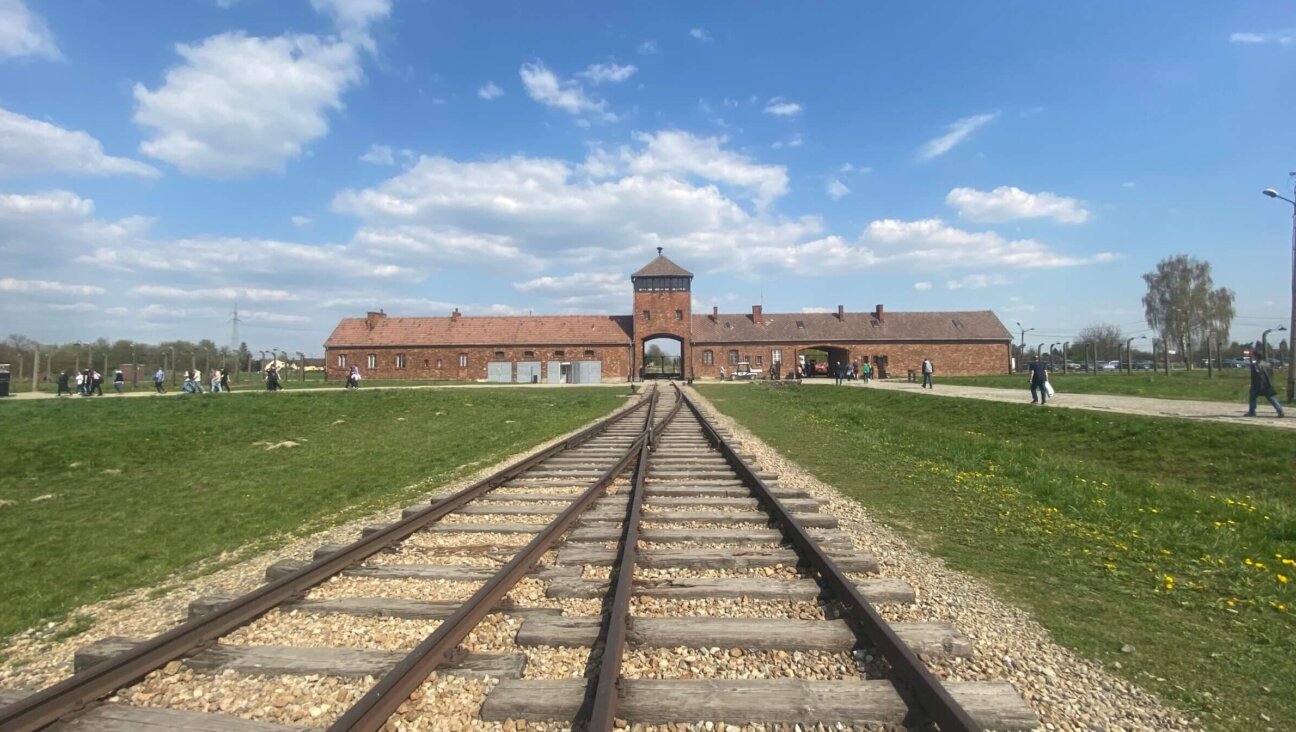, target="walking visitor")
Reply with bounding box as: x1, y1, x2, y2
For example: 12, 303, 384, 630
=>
921, 358, 934, 389
113, 369, 124, 394
1028, 356, 1050, 405
56, 371, 71, 396
1246, 346, 1285, 418
154, 367, 166, 393
220, 368, 230, 392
